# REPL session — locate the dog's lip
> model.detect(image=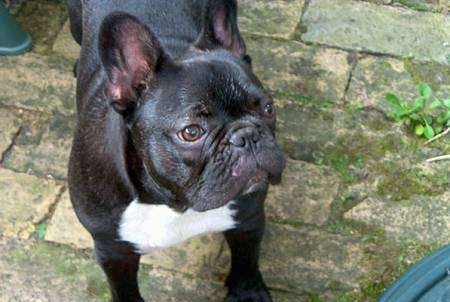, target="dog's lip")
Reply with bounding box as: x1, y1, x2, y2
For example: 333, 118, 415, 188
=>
242, 170, 268, 195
